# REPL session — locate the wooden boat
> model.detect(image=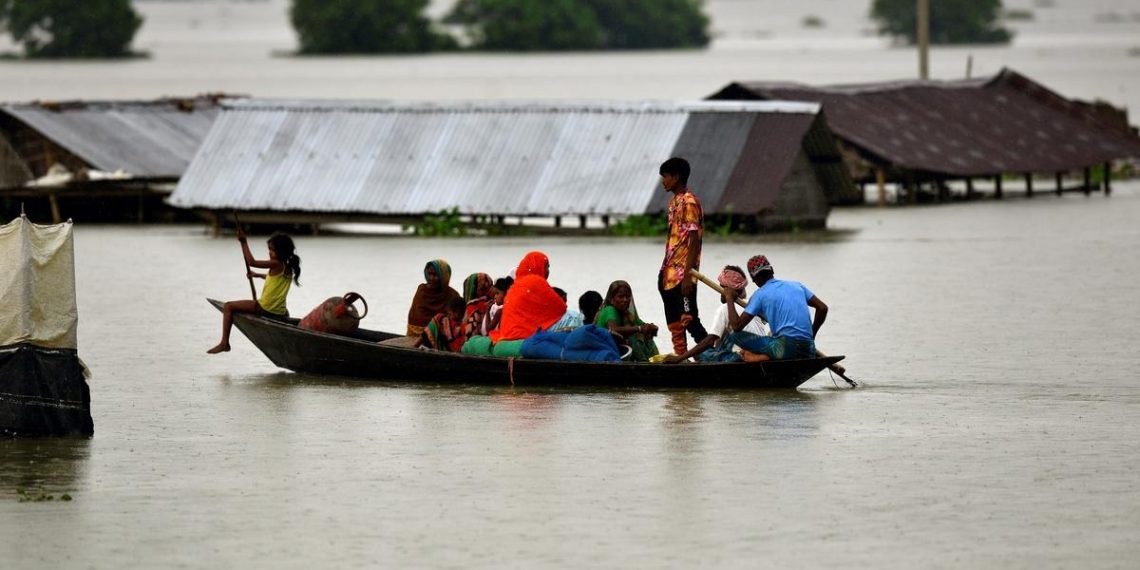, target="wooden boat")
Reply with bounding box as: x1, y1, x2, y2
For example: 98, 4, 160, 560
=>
209, 299, 843, 389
